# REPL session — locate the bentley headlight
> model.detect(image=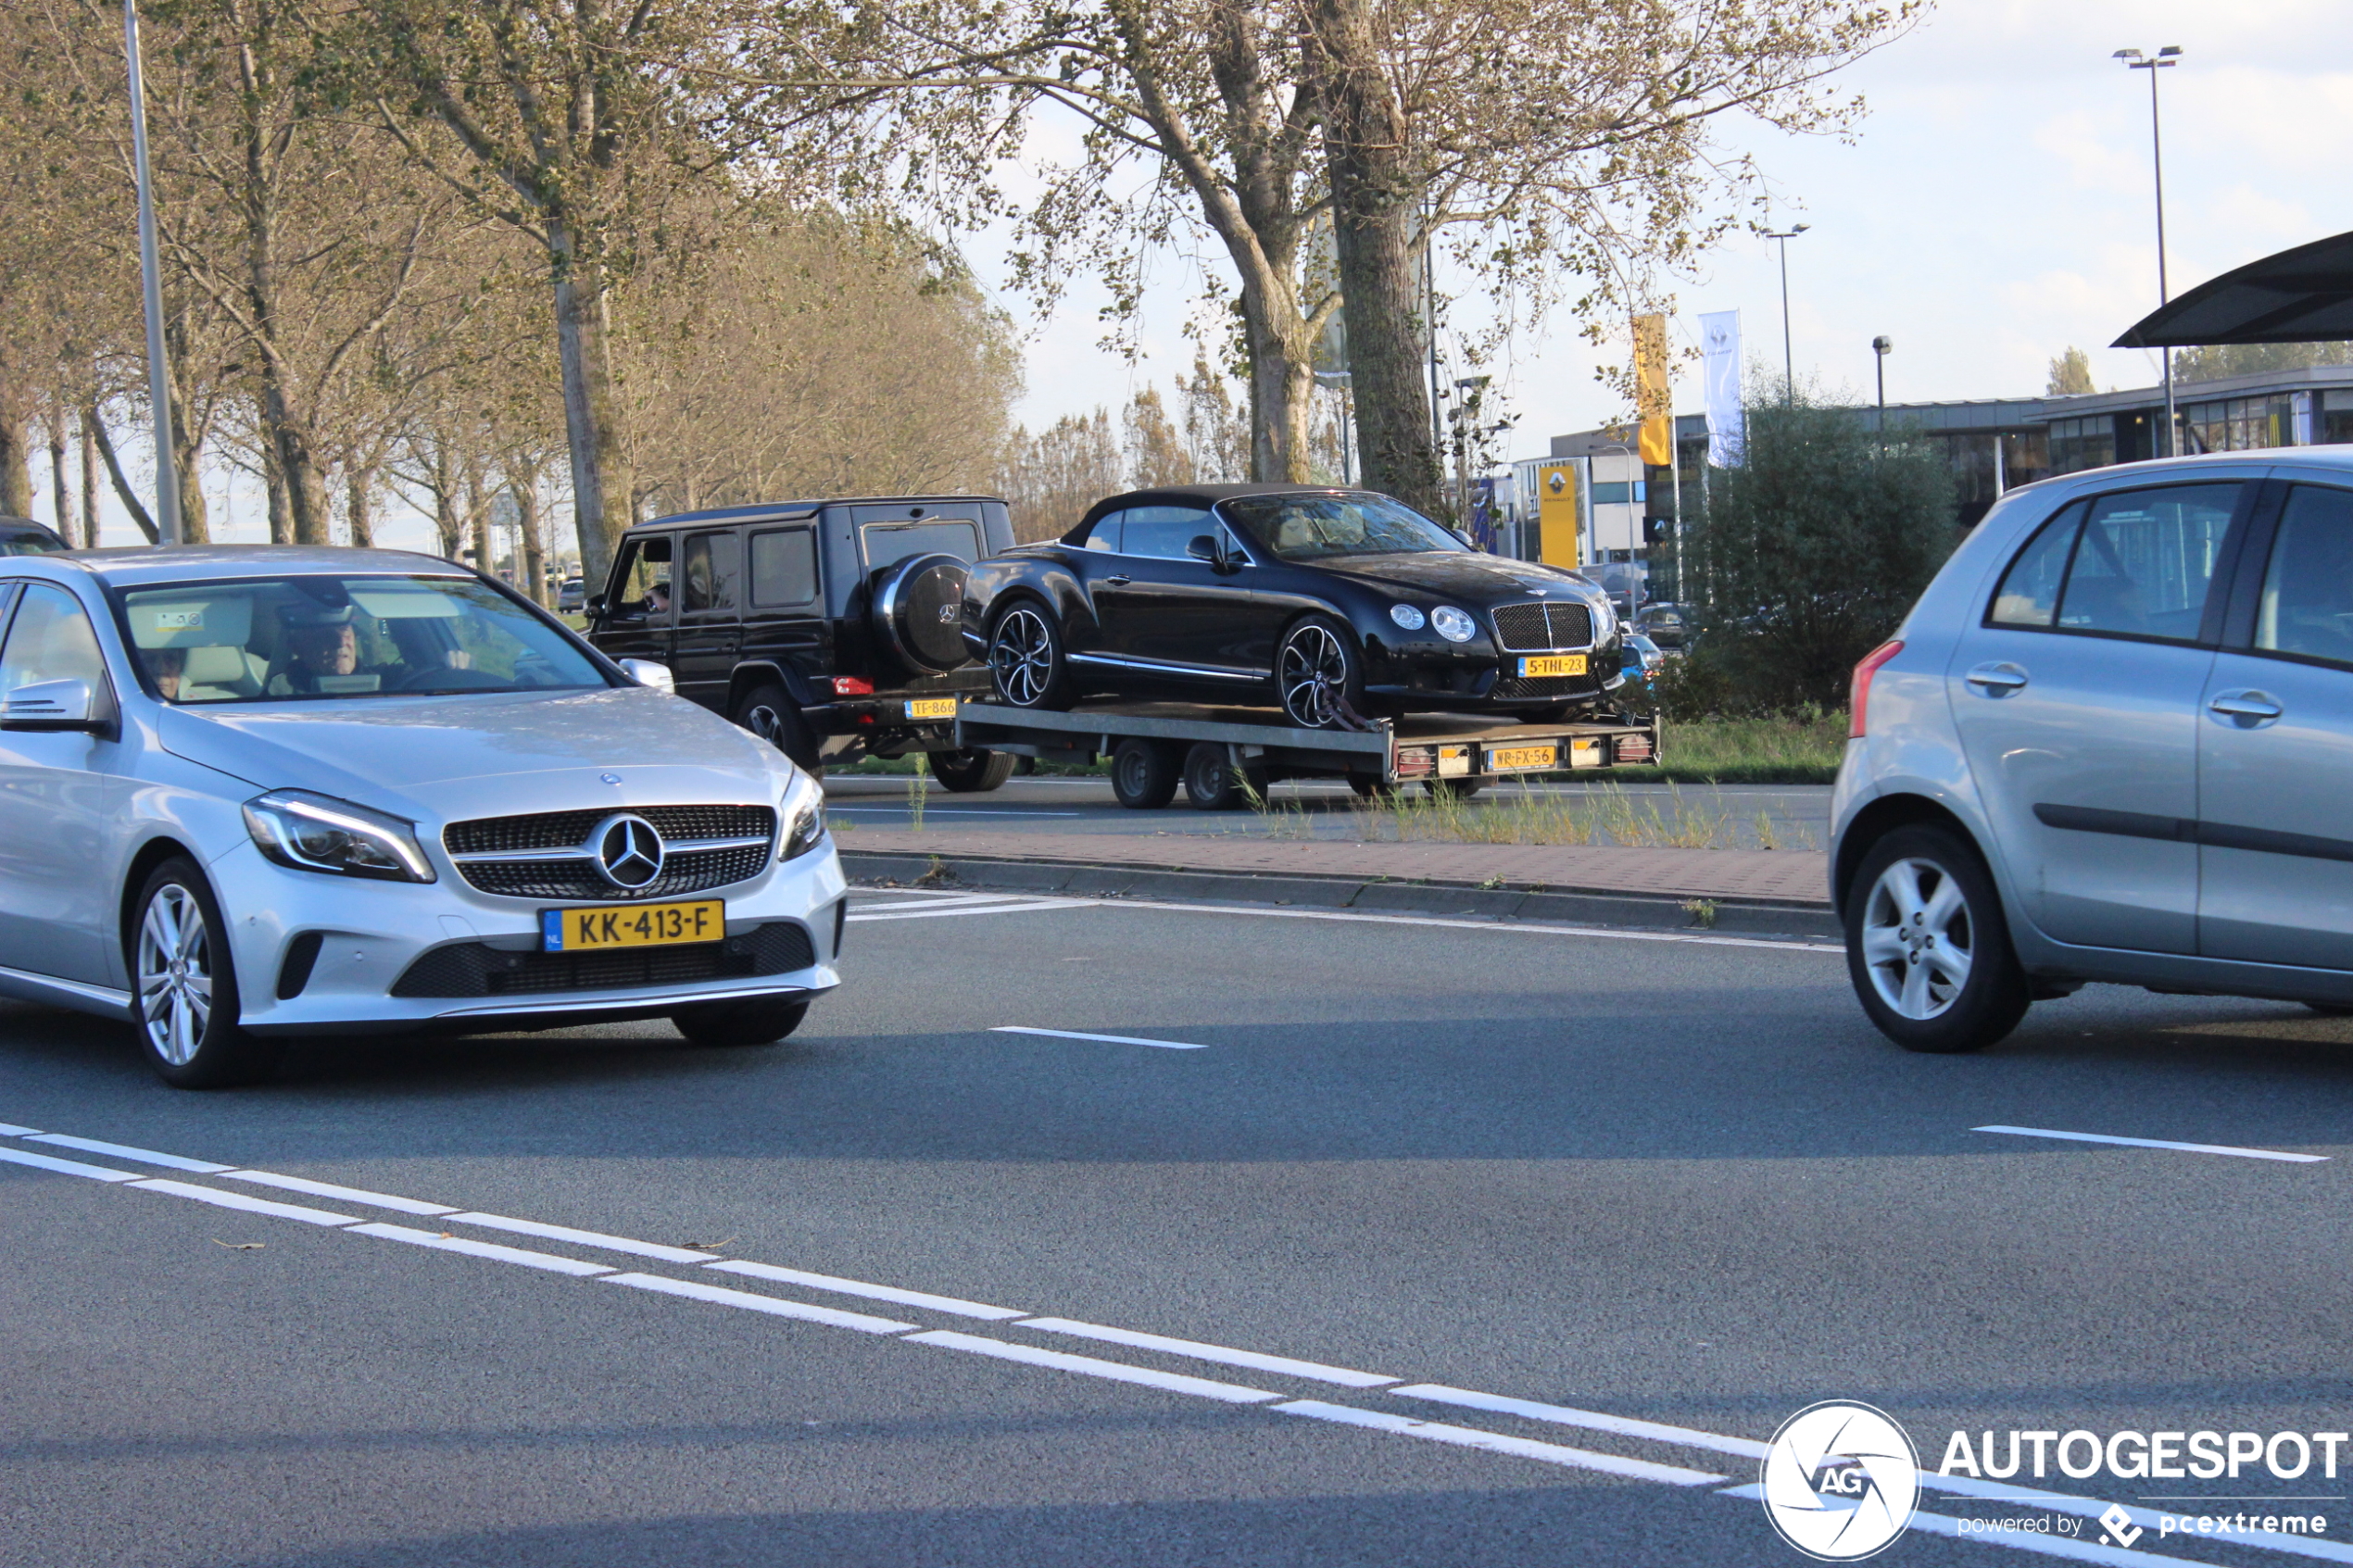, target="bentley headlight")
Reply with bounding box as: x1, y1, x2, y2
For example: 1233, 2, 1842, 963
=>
1430, 605, 1478, 643
244, 790, 435, 883
778, 768, 826, 861
1389, 604, 1427, 631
